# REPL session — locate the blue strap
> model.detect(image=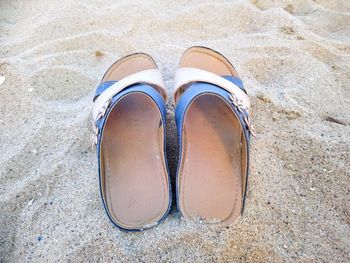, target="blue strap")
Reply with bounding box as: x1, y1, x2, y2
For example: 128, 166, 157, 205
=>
93, 81, 117, 102
95, 81, 167, 143
175, 83, 250, 141
222, 76, 245, 93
